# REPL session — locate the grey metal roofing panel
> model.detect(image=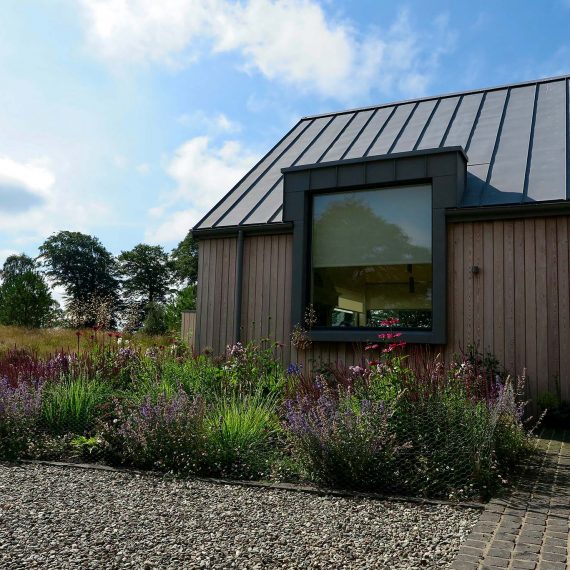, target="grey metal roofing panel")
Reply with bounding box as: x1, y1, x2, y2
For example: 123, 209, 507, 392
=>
482, 85, 536, 205
295, 113, 355, 165
527, 80, 567, 202
367, 103, 416, 156
417, 96, 460, 149
465, 89, 508, 164
196, 119, 310, 229
213, 116, 331, 227
343, 107, 393, 159
195, 75, 570, 231
320, 109, 375, 162
392, 99, 438, 153
443, 93, 484, 150
242, 182, 283, 225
